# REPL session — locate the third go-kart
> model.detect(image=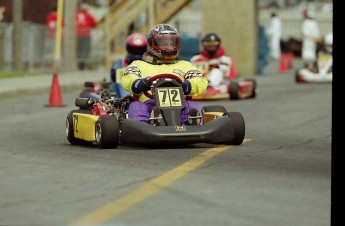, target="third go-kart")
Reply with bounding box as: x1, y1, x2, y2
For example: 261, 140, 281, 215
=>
66, 73, 246, 149
295, 51, 332, 83
191, 62, 257, 100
